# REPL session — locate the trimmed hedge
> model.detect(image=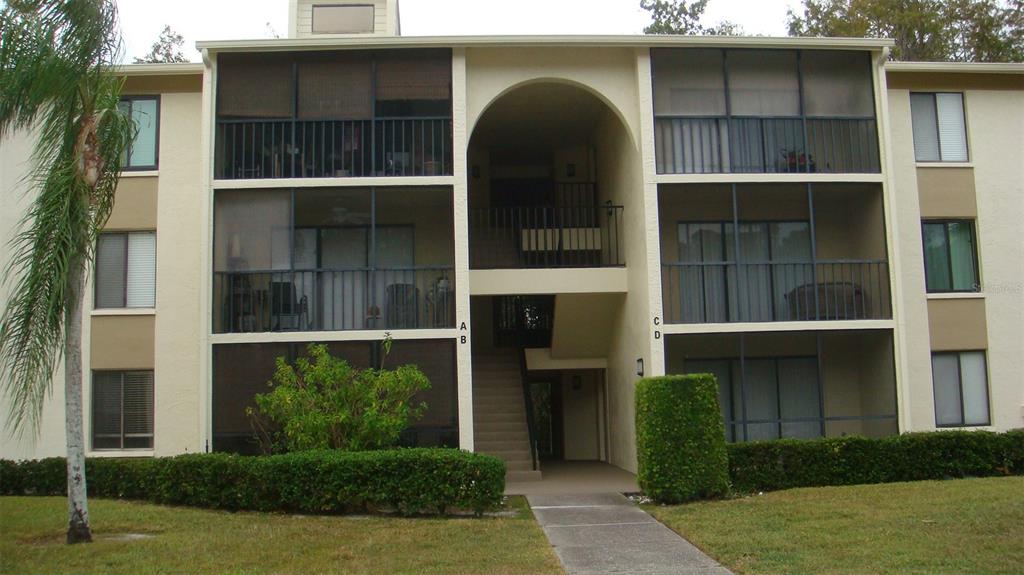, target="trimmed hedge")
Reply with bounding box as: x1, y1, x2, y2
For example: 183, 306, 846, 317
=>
0, 448, 505, 516
727, 429, 1024, 493
636, 374, 729, 503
